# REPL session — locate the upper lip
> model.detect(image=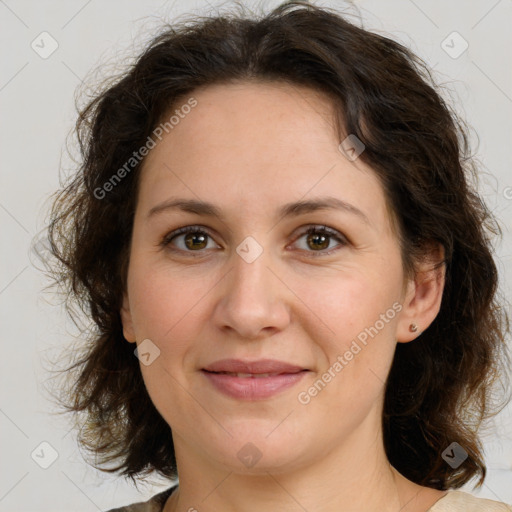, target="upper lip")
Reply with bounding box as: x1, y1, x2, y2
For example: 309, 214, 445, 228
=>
203, 359, 306, 374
